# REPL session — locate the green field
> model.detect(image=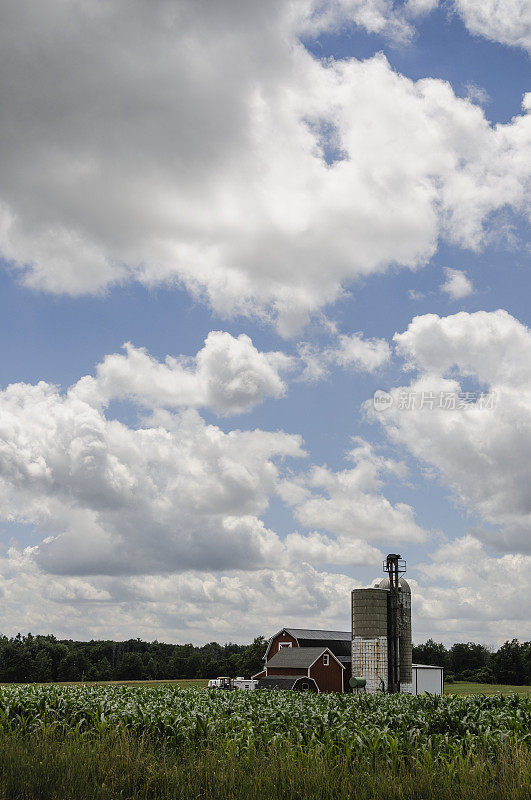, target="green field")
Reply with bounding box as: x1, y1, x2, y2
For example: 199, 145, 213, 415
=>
0, 684, 528, 799
0, 678, 209, 689
446, 681, 531, 696
4, 678, 530, 697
